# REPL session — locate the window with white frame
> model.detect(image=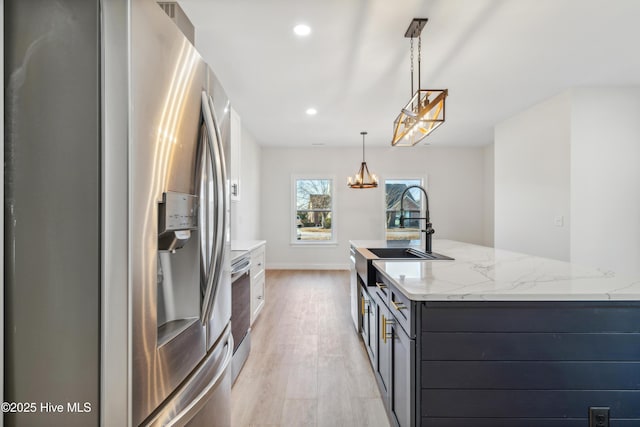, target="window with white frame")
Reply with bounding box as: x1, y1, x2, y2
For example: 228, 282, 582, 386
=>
385, 178, 424, 241
293, 177, 335, 243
